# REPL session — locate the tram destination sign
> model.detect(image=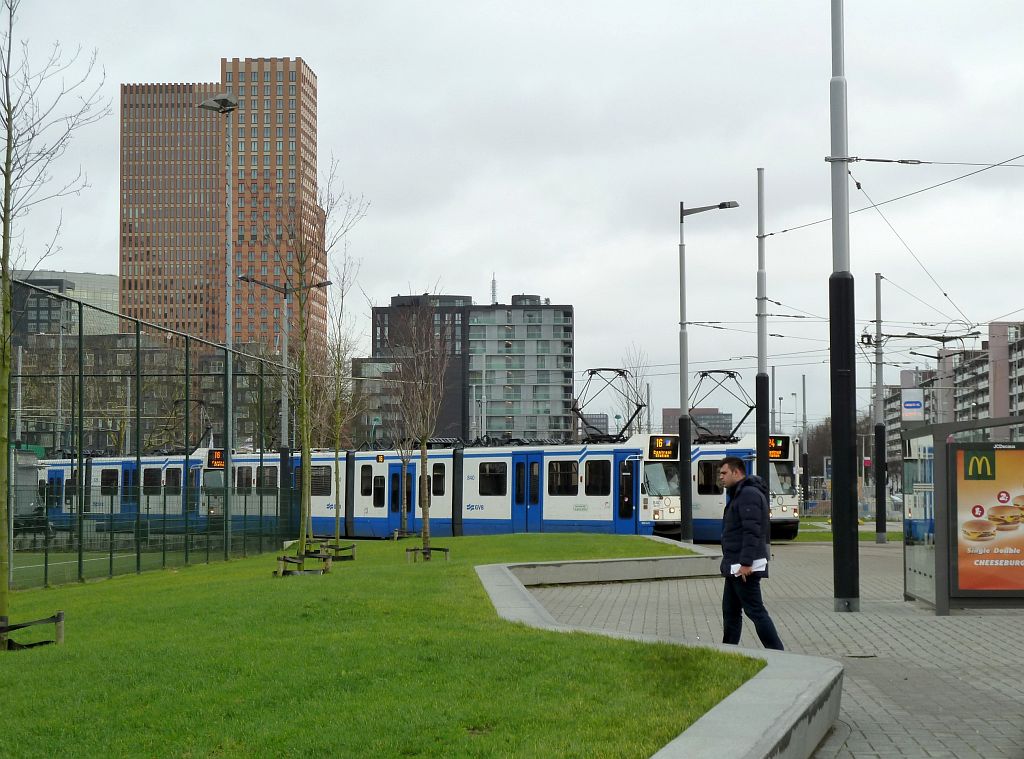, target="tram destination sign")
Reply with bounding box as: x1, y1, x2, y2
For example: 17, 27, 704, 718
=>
648, 435, 679, 461
768, 435, 791, 460
207, 449, 225, 469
